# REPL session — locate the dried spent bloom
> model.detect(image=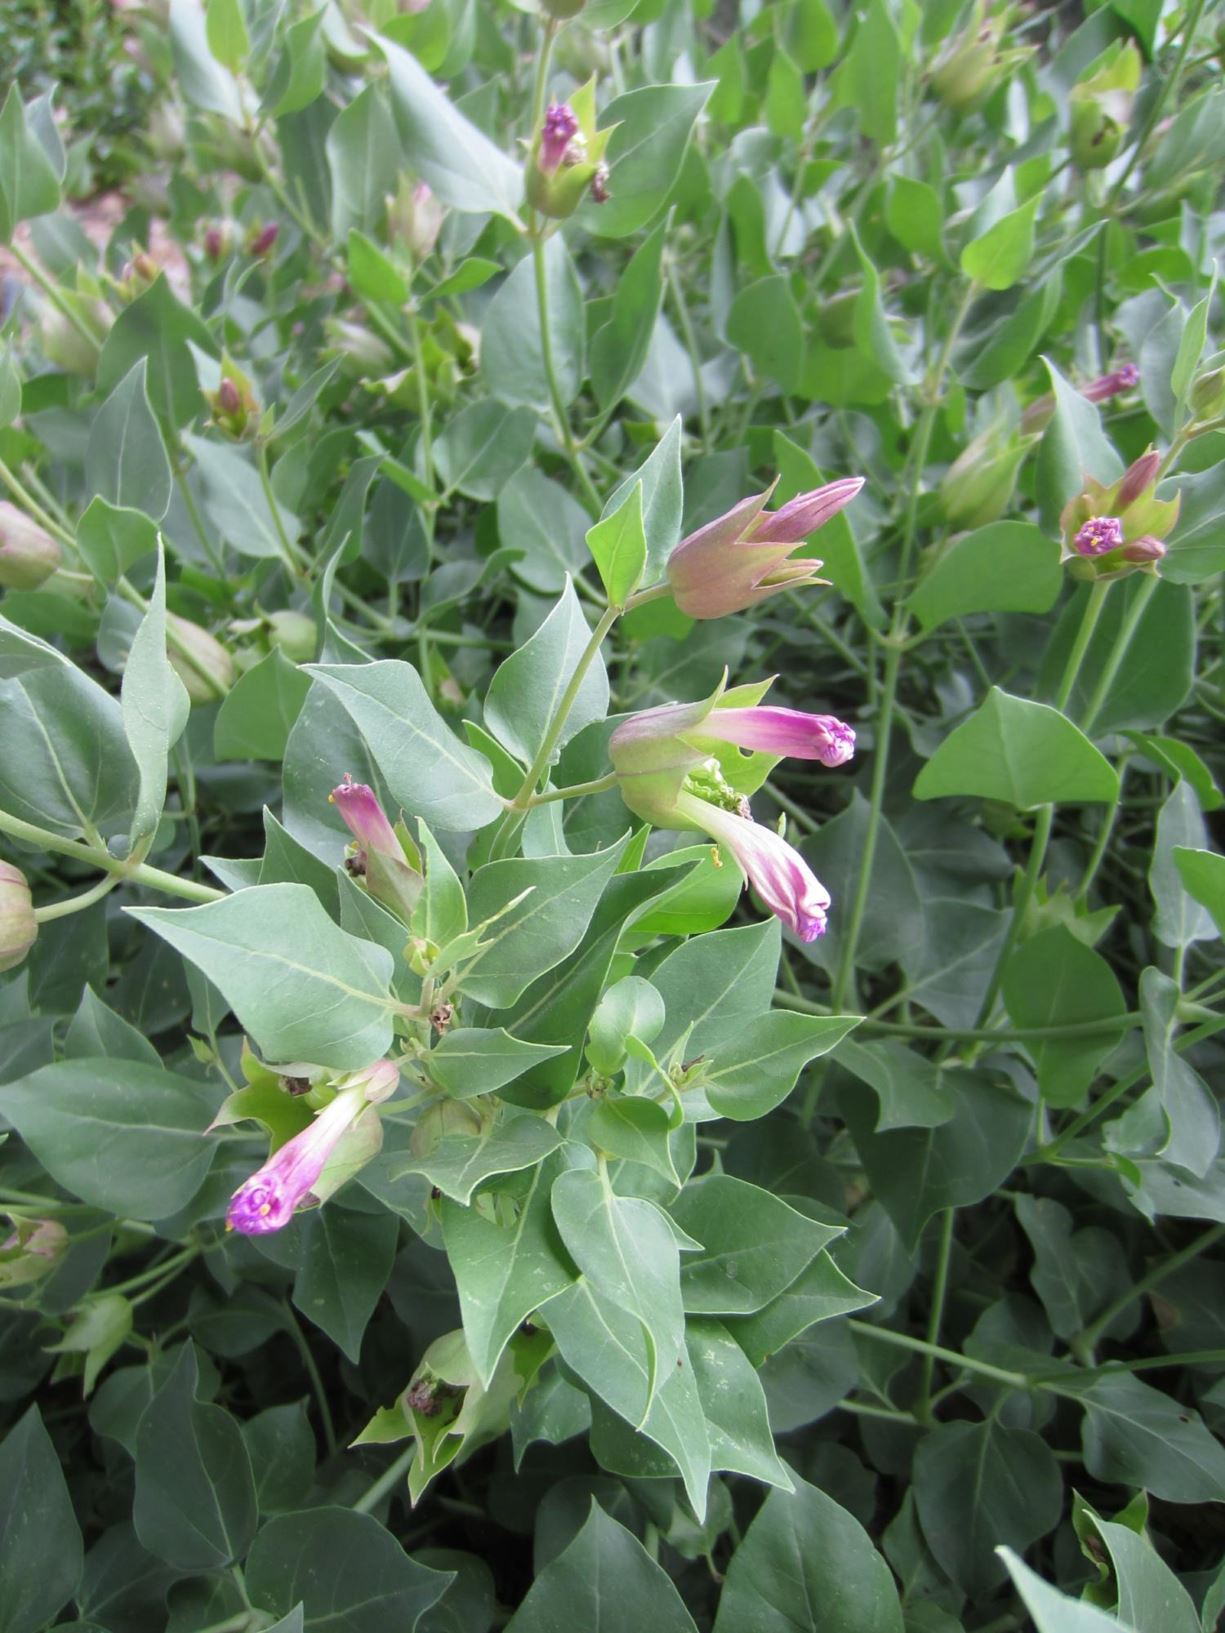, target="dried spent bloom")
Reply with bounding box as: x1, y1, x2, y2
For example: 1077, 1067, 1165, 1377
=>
227, 1061, 399, 1234
1073, 516, 1125, 557
676, 793, 831, 942
539, 104, 581, 174
590, 161, 610, 204
666, 476, 863, 619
